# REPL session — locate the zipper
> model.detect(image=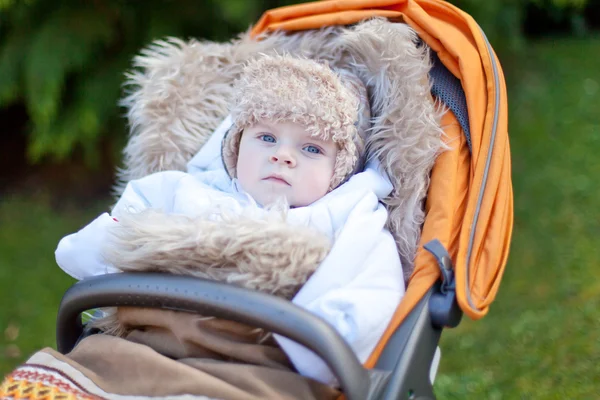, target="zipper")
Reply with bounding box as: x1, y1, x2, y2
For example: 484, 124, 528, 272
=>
464, 26, 502, 312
